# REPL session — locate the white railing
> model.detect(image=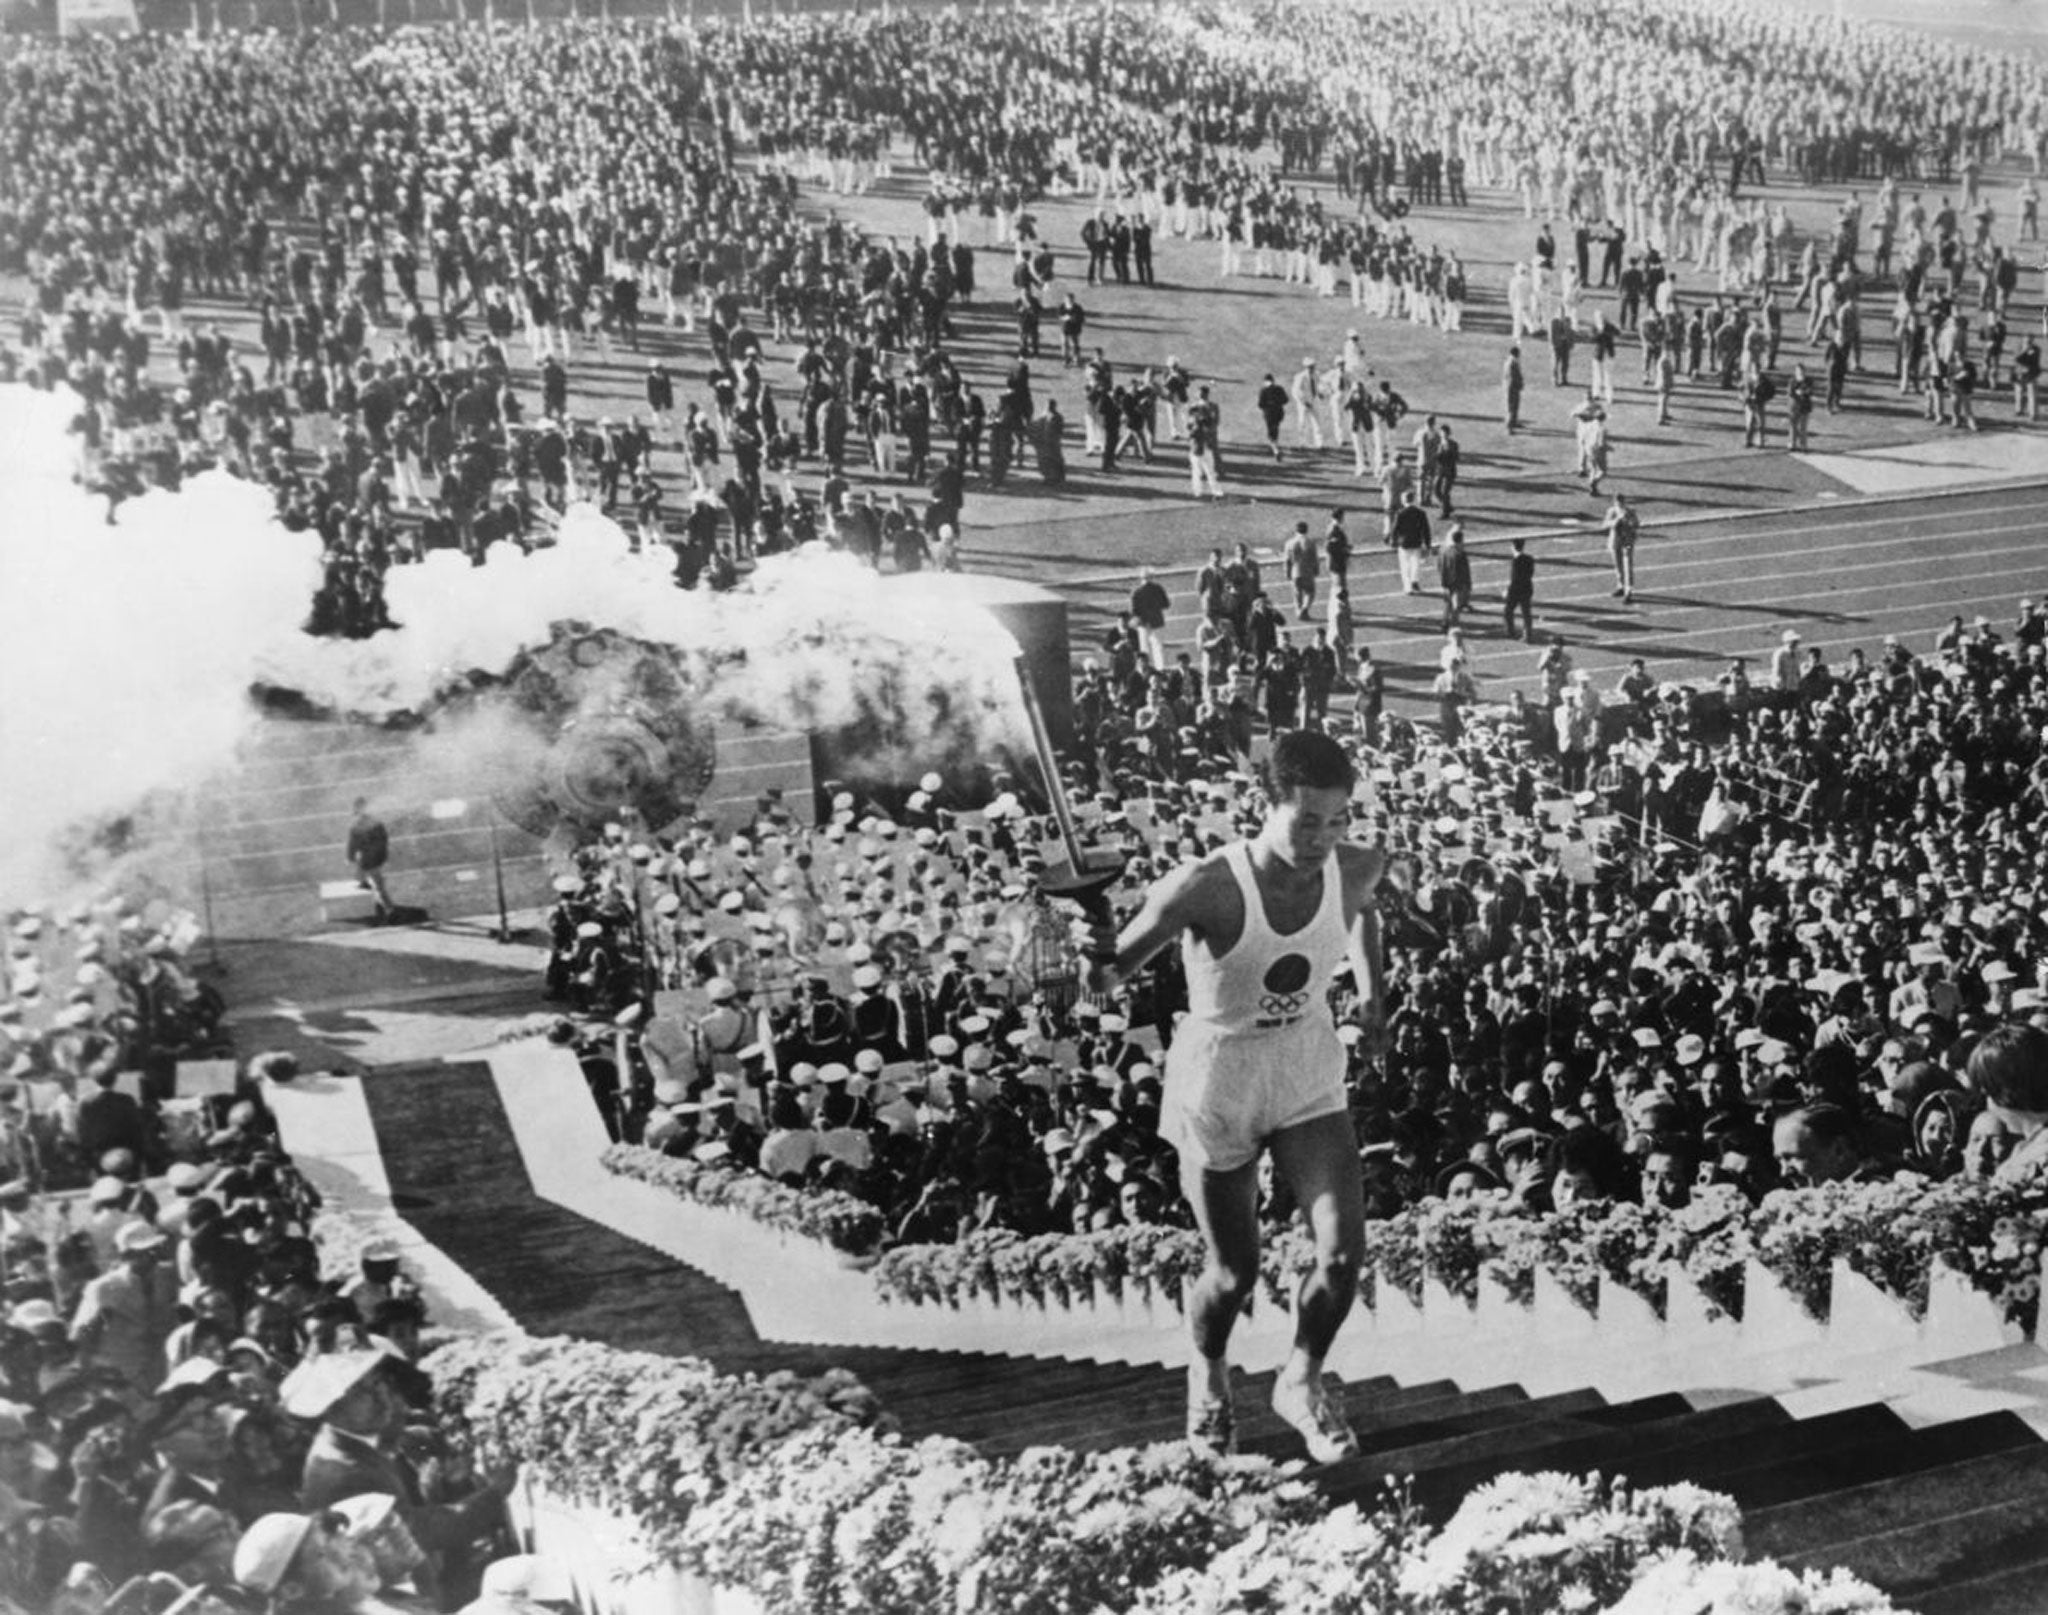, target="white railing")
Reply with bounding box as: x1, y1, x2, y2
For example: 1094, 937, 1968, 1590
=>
476, 1048, 2032, 1401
